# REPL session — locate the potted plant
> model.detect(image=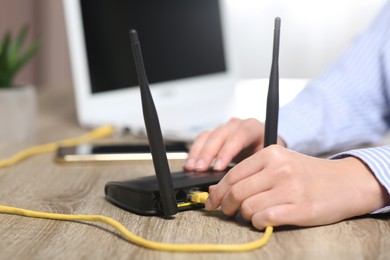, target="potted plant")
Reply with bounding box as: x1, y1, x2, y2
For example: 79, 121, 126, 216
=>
0, 27, 40, 141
